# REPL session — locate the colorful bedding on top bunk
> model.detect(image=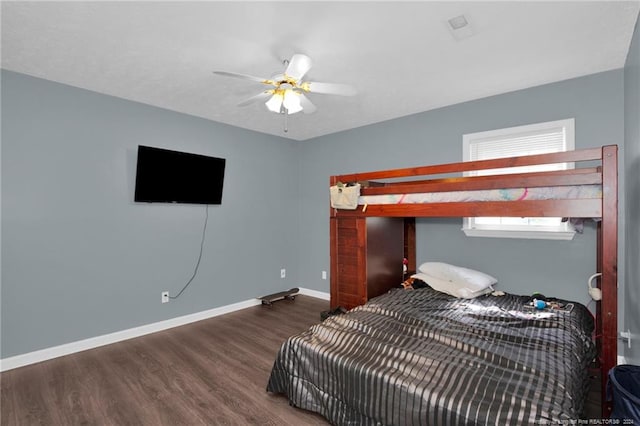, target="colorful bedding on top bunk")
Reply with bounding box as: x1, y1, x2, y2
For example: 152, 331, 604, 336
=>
359, 184, 602, 205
